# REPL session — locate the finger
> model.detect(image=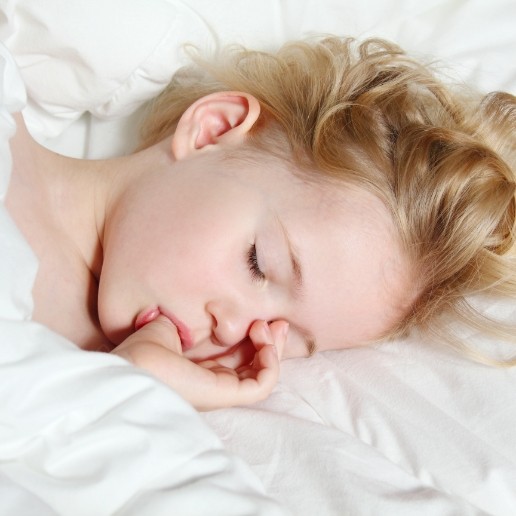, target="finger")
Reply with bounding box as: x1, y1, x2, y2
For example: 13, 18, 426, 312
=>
248, 320, 273, 351
208, 339, 255, 369
268, 320, 289, 360
248, 320, 289, 359
120, 314, 182, 355
250, 344, 280, 392
198, 345, 280, 409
